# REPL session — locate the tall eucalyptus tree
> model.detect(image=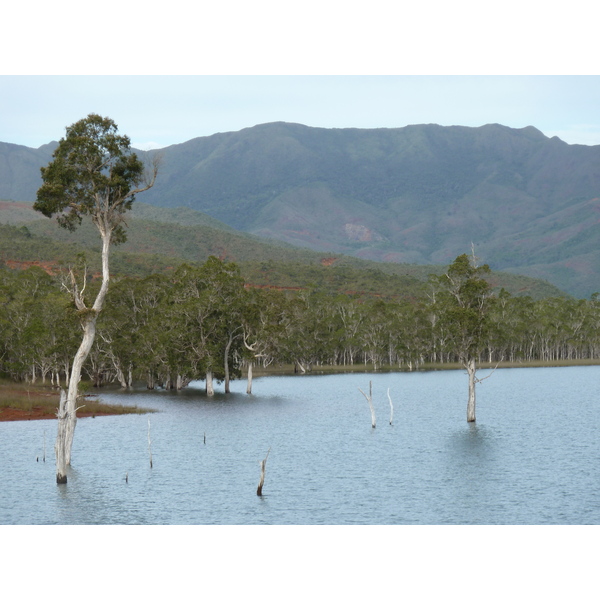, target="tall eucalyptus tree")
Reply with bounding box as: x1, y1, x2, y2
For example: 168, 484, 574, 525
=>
431, 253, 493, 422
34, 114, 159, 484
